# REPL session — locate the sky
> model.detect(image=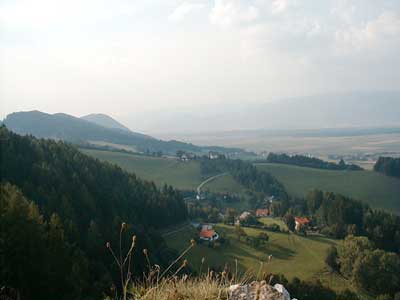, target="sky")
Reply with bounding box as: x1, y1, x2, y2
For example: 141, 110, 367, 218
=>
1, 0, 400, 131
